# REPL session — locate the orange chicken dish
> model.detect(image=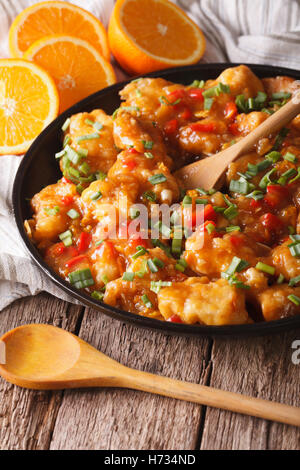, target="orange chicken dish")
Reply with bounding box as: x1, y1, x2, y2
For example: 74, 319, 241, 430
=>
26, 65, 300, 326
